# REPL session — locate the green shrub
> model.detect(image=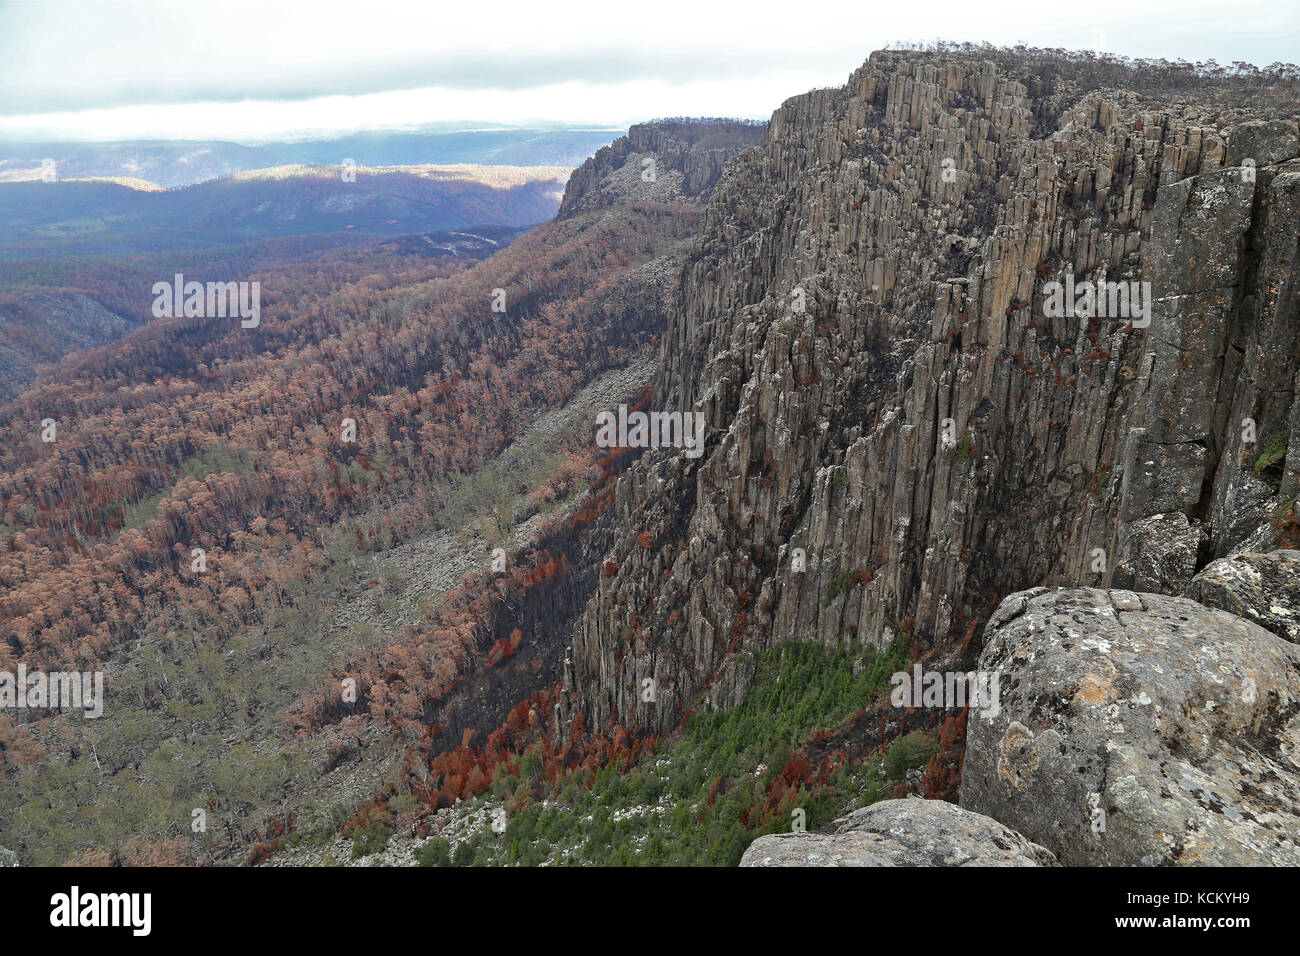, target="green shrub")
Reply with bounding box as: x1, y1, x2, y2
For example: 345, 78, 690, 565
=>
883, 732, 939, 781
1092, 463, 1113, 503
1254, 430, 1289, 483
1270, 496, 1298, 548
350, 822, 391, 859
824, 566, 870, 605
414, 837, 452, 867
452, 839, 476, 867
824, 569, 856, 604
